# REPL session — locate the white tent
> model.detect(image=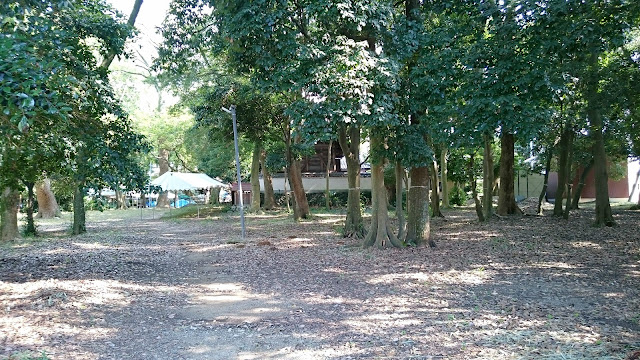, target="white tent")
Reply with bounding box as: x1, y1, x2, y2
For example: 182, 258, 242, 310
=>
150, 172, 227, 191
